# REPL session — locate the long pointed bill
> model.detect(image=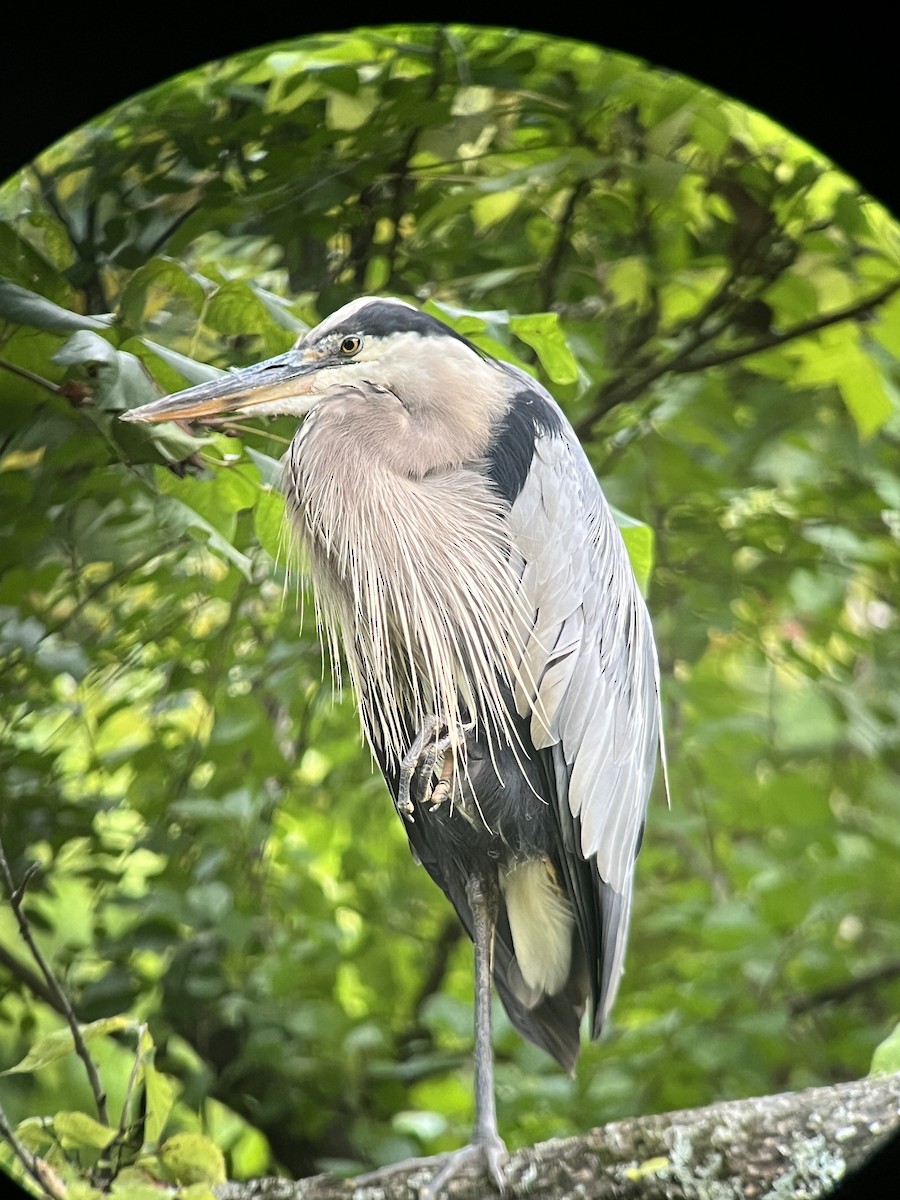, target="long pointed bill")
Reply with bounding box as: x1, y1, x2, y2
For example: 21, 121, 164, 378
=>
120, 352, 321, 424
